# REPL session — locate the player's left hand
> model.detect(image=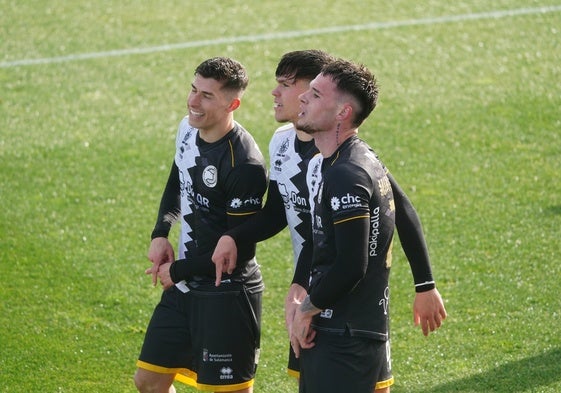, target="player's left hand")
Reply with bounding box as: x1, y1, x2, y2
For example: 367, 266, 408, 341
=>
156, 262, 174, 290
285, 284, 308, 334
290, 308, 316, 358
413, 288, 447, 336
